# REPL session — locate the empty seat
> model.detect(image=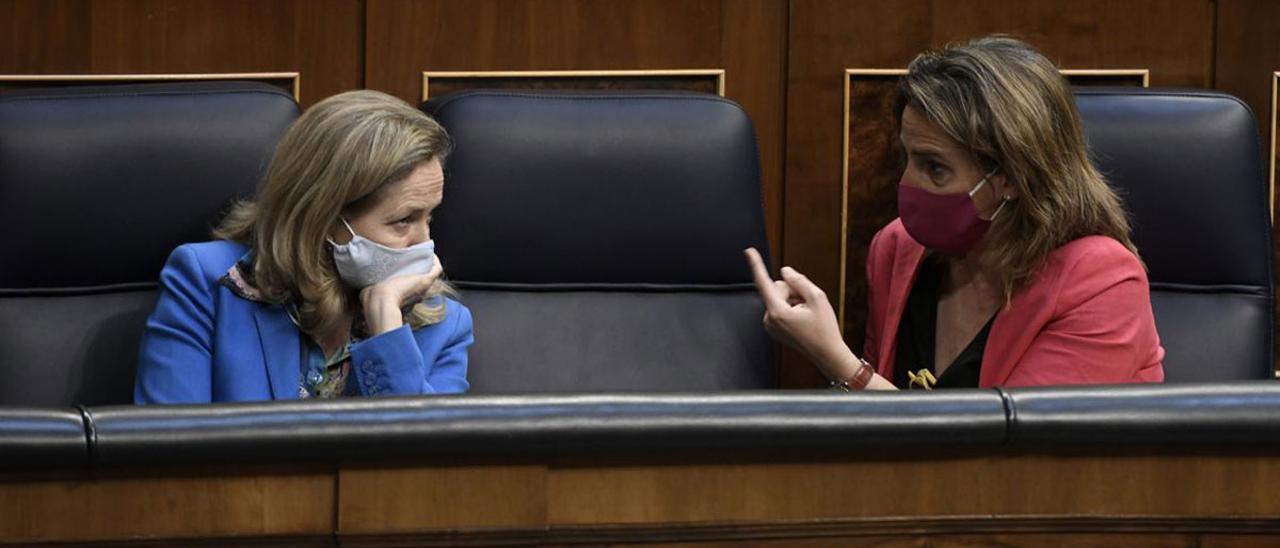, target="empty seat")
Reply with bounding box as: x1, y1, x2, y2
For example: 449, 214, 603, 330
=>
0, 81, 299, 405
424, 91, 776, 392
1076, 88, 1274, 382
